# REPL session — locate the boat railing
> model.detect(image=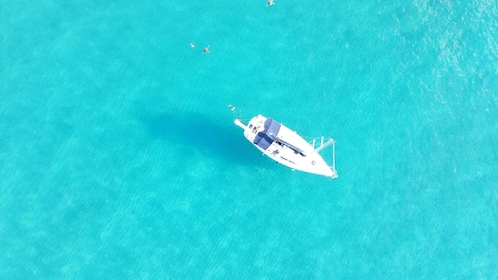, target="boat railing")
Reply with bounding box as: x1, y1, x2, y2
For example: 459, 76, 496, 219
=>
311, 136, 338, 178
